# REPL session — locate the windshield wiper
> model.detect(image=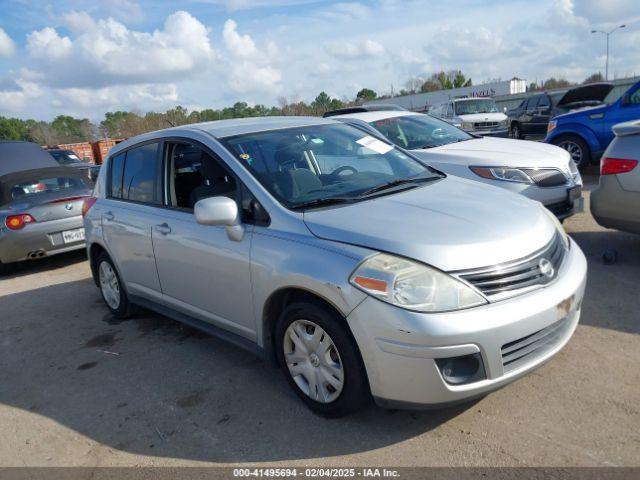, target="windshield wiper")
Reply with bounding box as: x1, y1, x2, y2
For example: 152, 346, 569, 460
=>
358, 176, 436, 198
291, 197, 355, 210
